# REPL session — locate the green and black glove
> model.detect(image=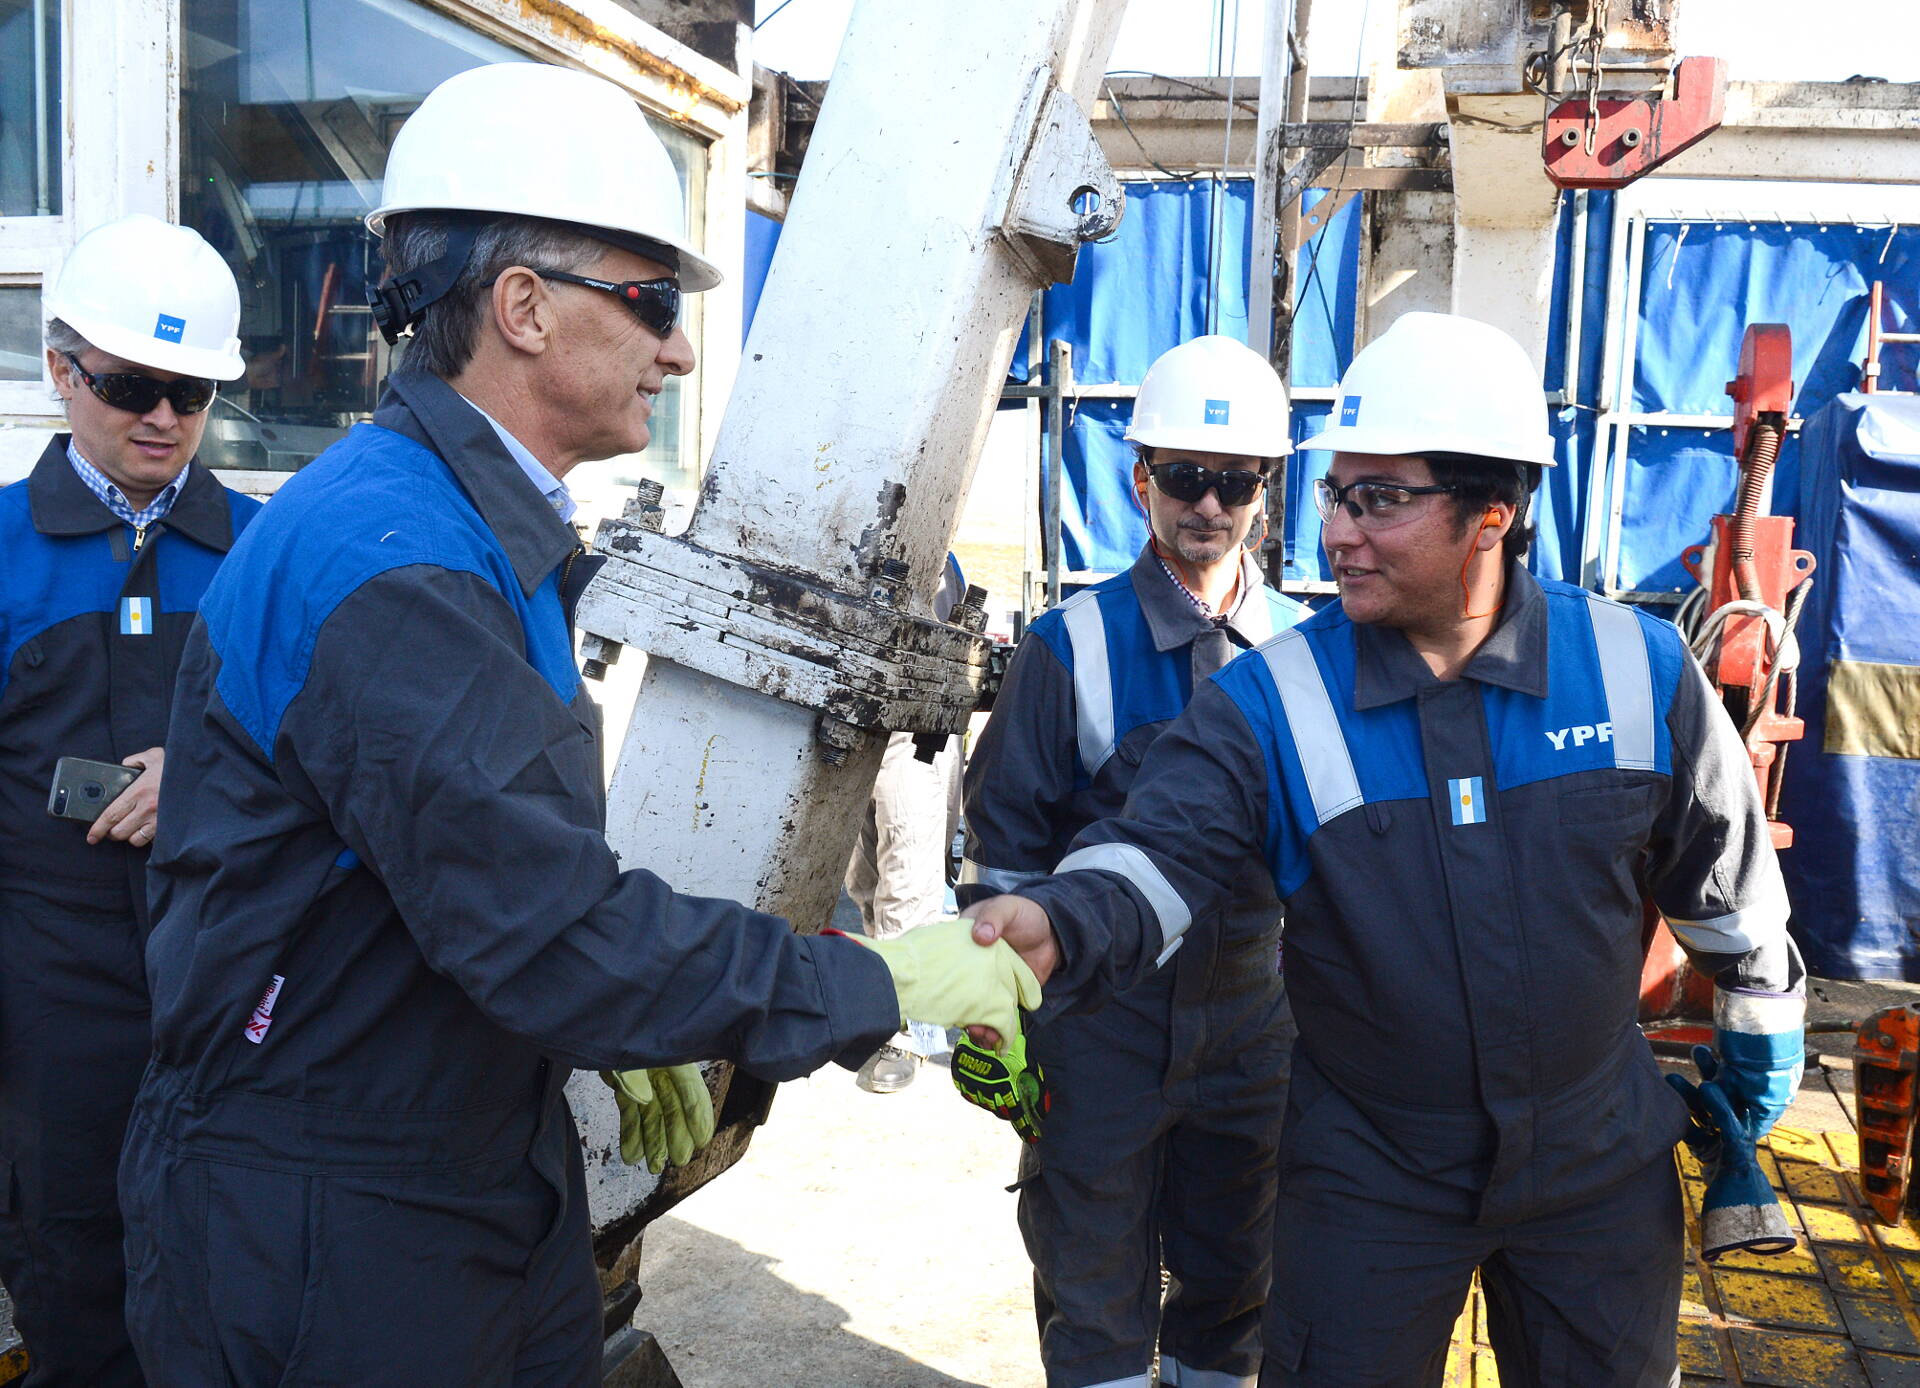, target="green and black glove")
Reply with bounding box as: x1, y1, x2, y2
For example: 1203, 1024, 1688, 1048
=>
951, 1030, 1050, 1144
